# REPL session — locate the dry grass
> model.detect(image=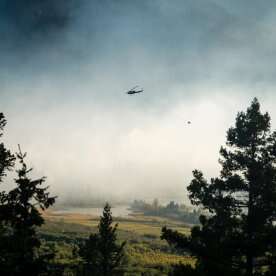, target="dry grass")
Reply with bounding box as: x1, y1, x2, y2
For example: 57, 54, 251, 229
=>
43, 210, 190, 237
41, 209, 194, 274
